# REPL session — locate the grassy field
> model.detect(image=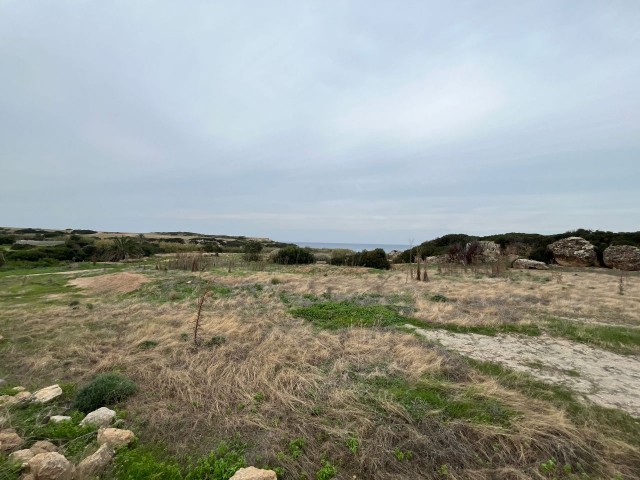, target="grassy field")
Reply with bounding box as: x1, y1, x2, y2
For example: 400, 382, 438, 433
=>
1, 258, 639, 479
